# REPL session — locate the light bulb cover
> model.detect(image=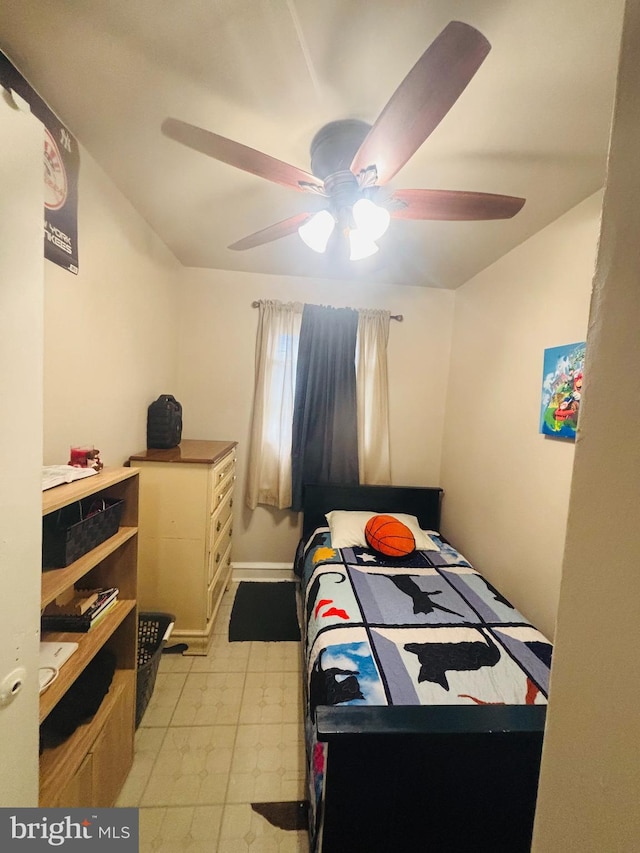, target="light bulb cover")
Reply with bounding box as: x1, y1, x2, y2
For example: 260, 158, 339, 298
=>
352, 198, 391, 241
298, 210, 335, 253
